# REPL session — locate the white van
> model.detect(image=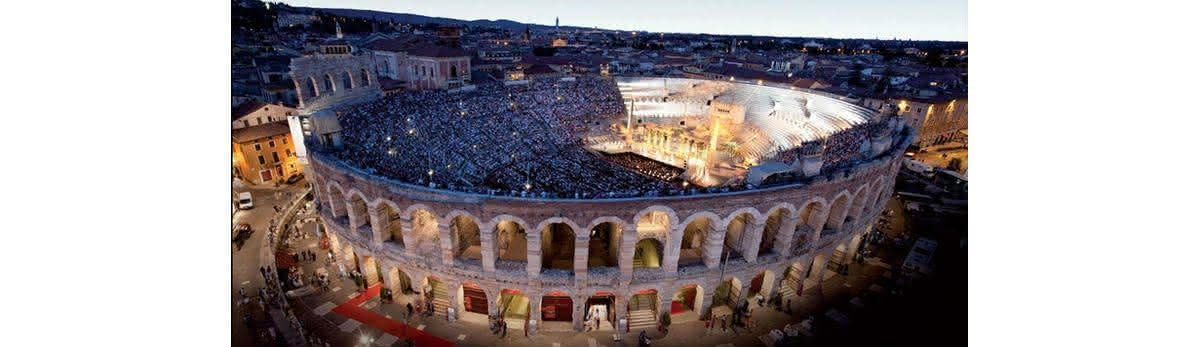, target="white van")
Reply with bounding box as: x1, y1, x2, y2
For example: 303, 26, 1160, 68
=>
237, 192, 254, 210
